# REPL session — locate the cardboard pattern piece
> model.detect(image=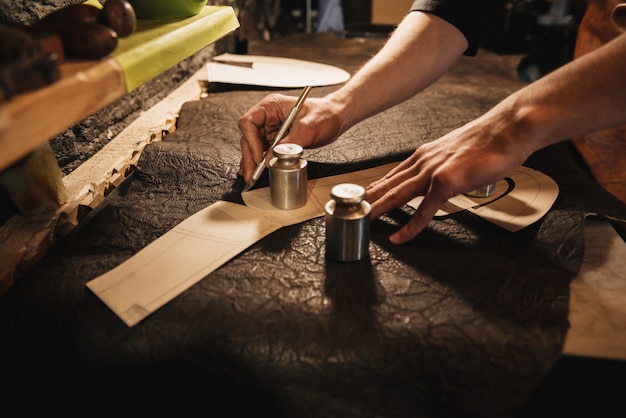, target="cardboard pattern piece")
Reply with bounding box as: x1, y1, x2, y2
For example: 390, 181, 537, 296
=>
407, 166, 560, 232
206, 53, 352, 87
87, 163, 558, 327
